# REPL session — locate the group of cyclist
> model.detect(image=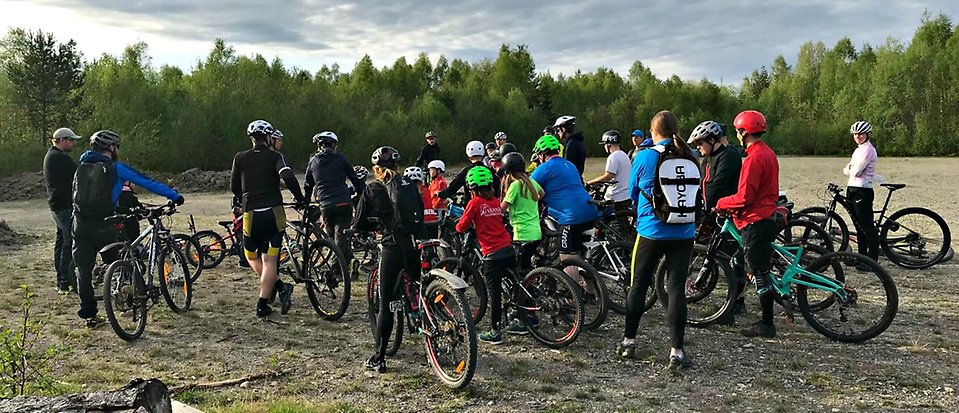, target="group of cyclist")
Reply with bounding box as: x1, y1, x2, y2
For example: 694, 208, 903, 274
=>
44, 109, 881, 375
